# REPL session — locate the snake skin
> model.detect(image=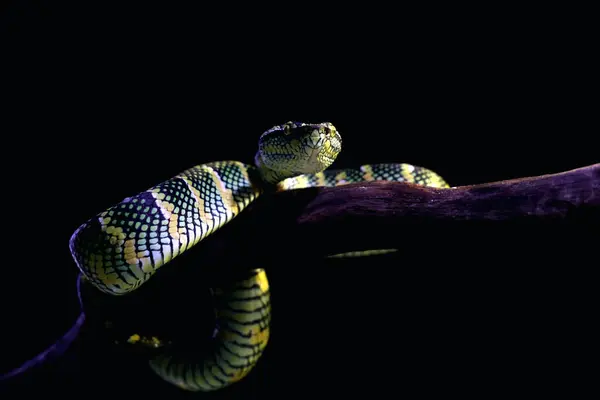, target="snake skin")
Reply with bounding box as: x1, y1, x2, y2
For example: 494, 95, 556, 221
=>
148, 268, 271, 391
69, 161, 263, 296
68, 121, 450, 392
277, 162, 449, 191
